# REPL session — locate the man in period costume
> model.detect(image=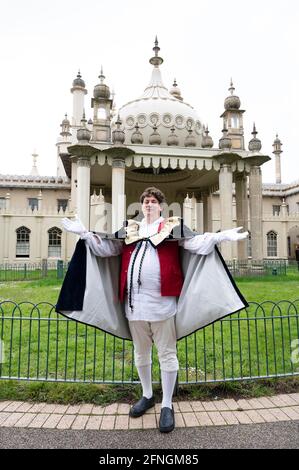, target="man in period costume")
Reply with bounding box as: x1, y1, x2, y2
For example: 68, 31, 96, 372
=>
57, 187, 248, 433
